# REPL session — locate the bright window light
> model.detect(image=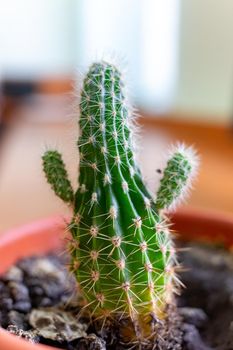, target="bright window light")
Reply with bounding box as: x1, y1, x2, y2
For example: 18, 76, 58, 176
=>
77, 0, 180, 112
139, 0, 180, 111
